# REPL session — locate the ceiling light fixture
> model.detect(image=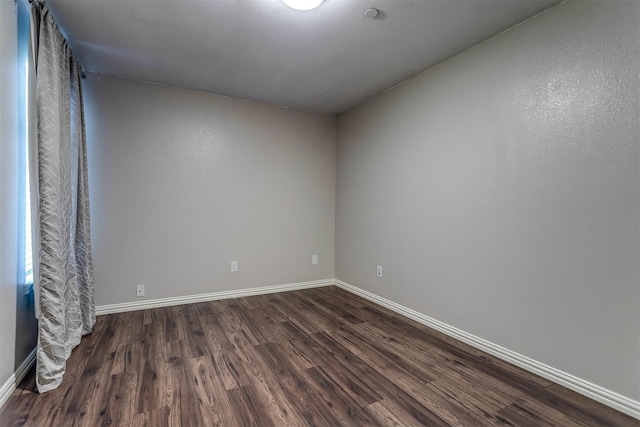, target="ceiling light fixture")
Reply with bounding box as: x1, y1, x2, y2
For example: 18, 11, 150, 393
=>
282, 0, 324, 11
